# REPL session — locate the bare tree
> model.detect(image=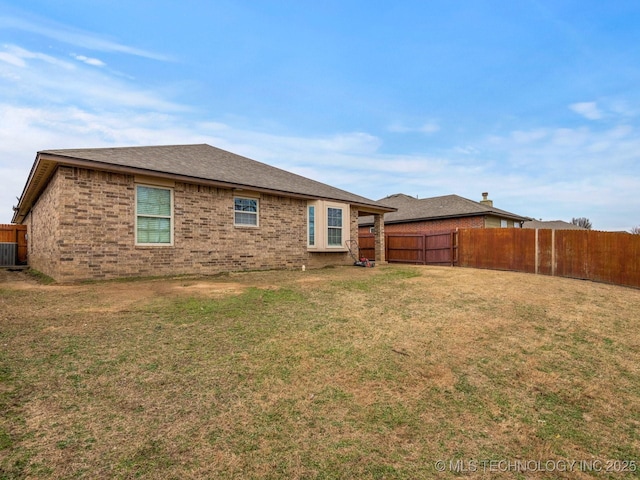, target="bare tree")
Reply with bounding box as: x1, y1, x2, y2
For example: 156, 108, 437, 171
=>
630, 225, 640, 235
571, 217, 592, 230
